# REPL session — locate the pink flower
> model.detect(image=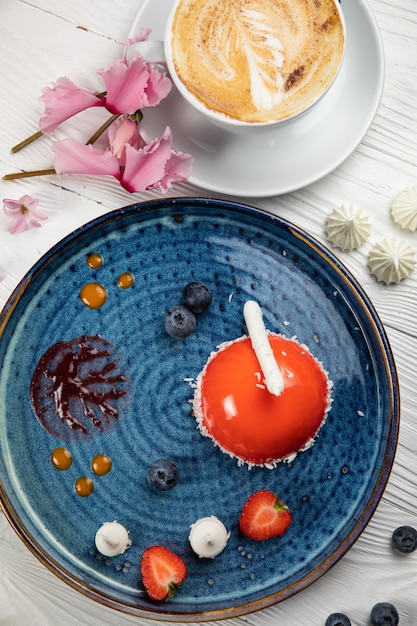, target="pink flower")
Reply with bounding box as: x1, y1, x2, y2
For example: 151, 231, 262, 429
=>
53, 123, 193, 193
38, 32, 171, 133
3, 195, 48, 234
4, 31, 191, 195
39, 77, 102, 133
108, 117, 144, 164
98, 35, 172, 115
122, 128, 193, 192
53, 140, 120, 177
